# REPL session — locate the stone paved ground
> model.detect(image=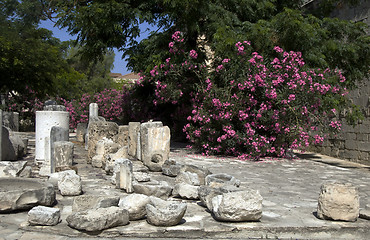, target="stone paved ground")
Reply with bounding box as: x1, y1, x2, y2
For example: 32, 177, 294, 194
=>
0, 132, 369, 239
